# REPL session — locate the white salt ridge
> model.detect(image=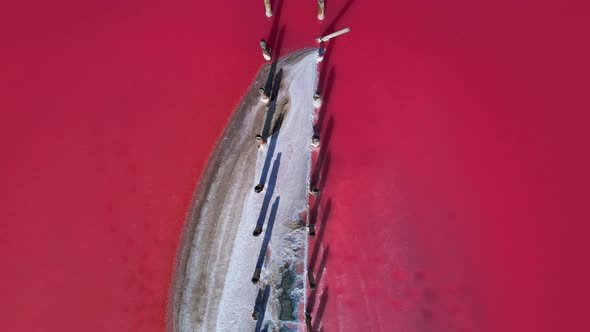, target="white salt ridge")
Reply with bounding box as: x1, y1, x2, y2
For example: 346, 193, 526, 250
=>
214, 52, 318, 331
